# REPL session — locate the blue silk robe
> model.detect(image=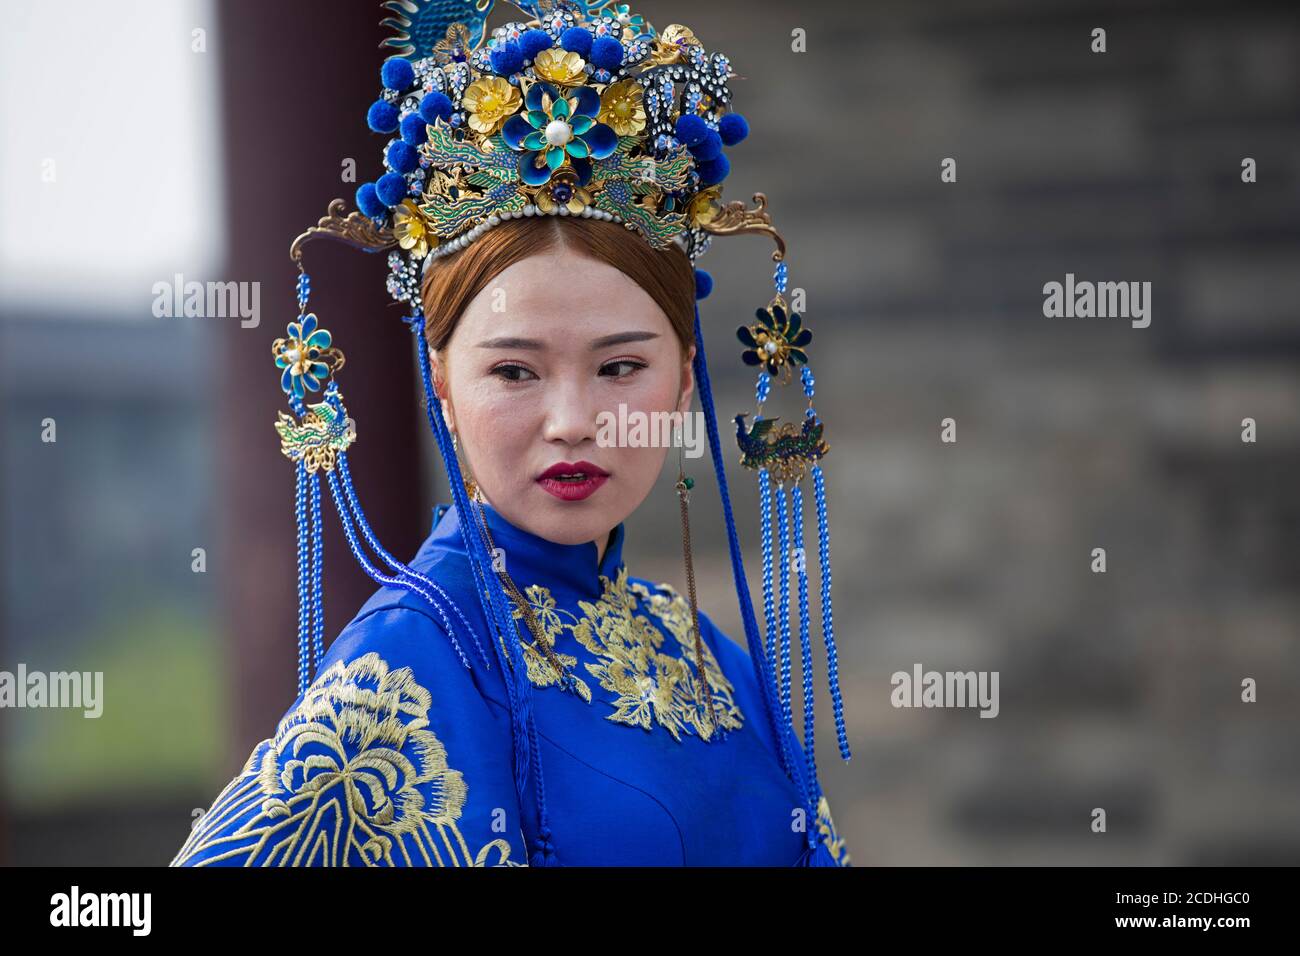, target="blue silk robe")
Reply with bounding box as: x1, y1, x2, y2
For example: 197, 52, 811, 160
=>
171, 501, 851, 867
